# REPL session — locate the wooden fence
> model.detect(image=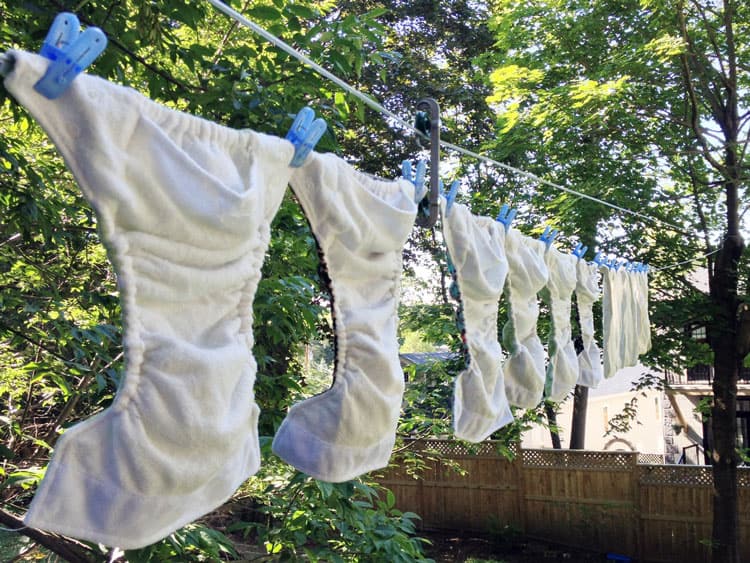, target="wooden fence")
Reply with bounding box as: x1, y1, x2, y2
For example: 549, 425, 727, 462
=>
379, 439, 750, 562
